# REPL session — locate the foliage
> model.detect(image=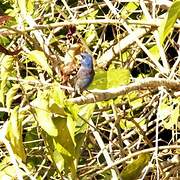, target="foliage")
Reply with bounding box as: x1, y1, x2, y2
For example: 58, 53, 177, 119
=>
0, 0, 179, 179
